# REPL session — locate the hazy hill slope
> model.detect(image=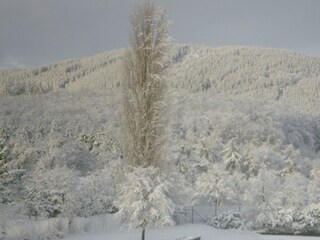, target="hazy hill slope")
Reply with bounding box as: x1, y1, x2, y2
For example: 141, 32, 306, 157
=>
0, 49, 124, 96
167, 45, 320, 113
0, 45, 319, 176
0, 45, 319, 113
